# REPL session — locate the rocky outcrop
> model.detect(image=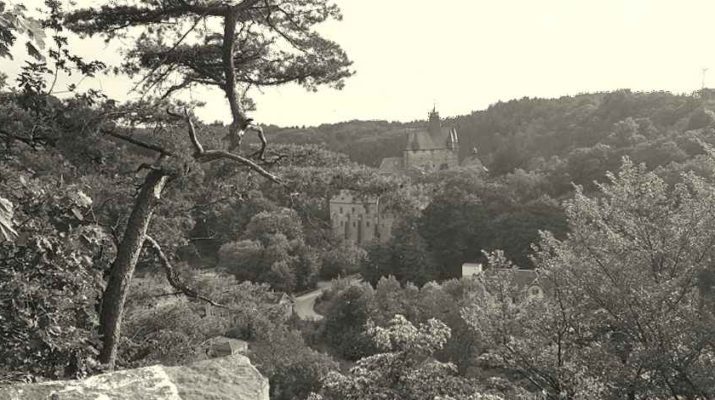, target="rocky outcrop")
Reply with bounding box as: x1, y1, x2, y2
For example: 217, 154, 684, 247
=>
0, 354, 268, 400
